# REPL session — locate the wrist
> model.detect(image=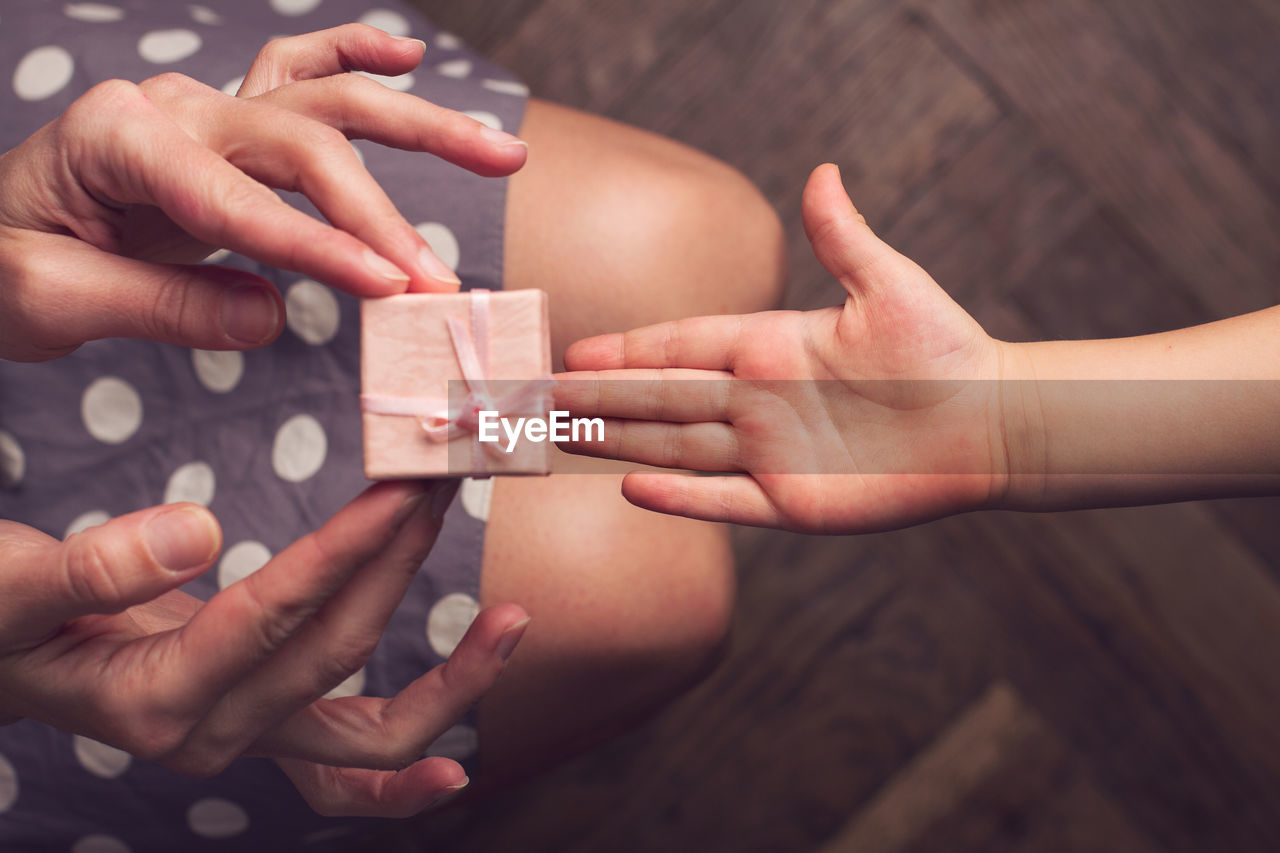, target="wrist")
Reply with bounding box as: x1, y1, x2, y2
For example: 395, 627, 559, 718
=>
987, 339, 1048, 511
